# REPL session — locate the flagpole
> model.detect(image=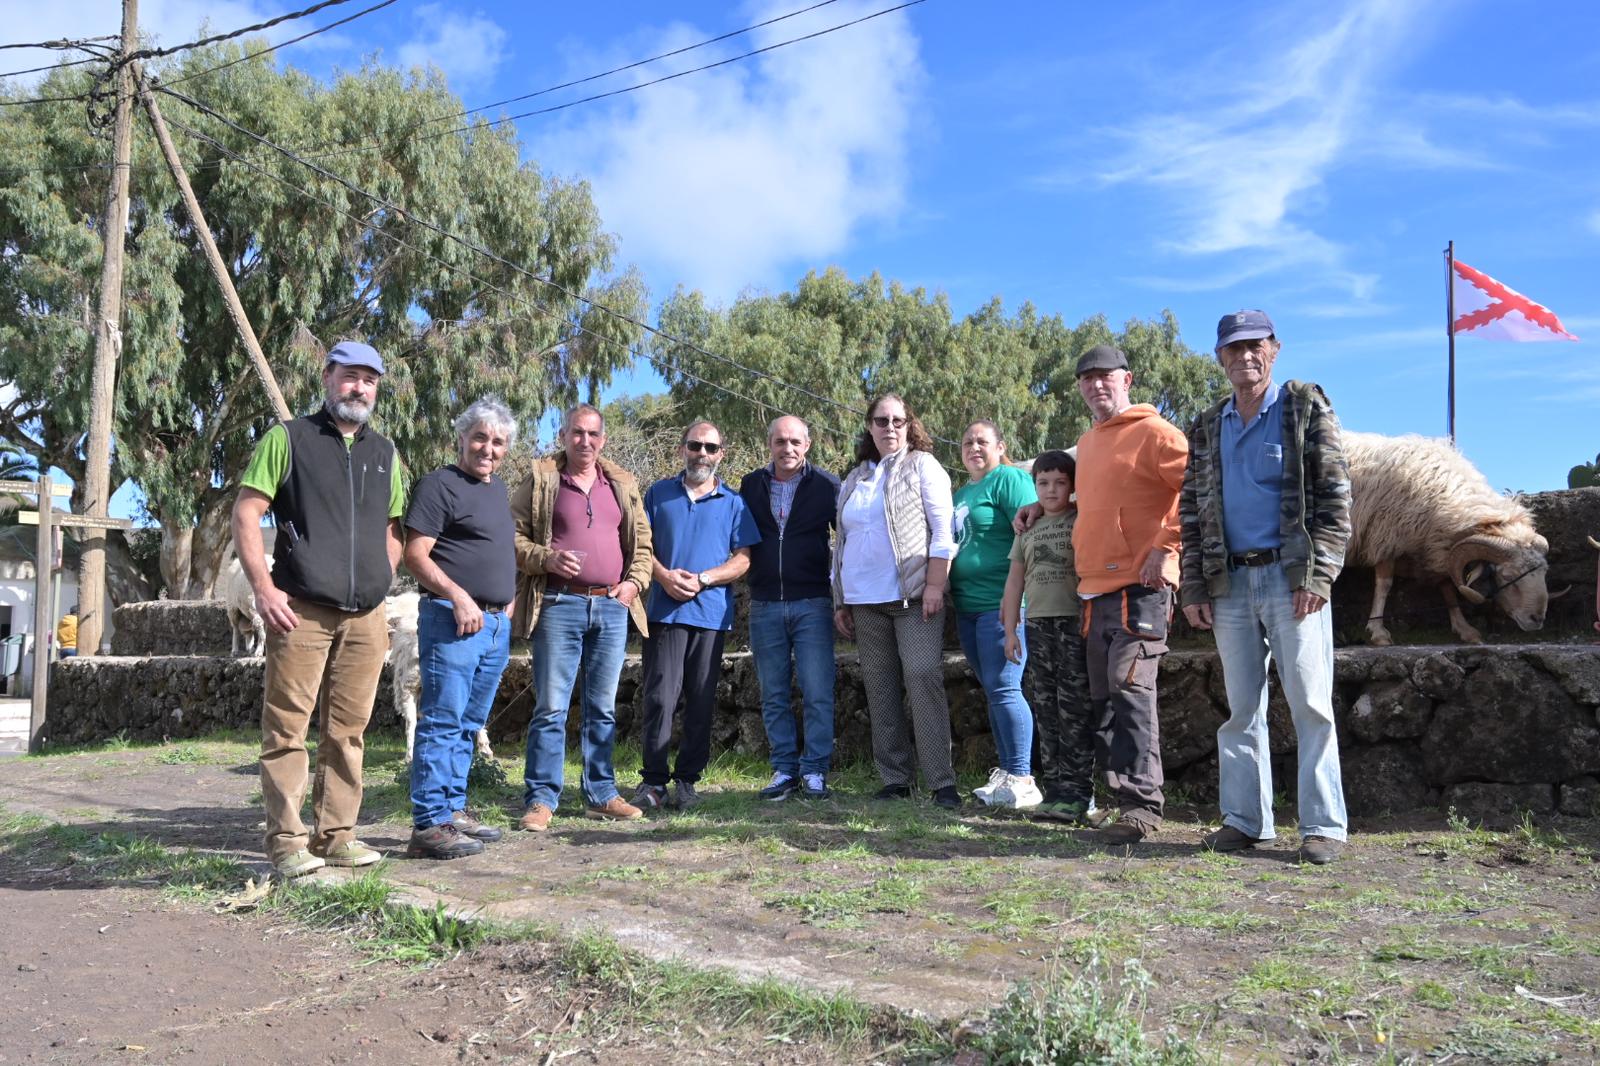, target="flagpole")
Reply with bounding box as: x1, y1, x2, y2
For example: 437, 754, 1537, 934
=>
1445, 240, 1456, 444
